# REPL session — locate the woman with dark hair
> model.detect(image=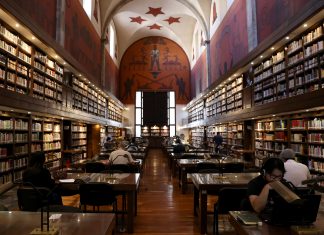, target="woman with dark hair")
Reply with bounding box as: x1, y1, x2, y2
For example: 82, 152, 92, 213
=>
246, 157, 286, 213
22, 152, 62, 204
